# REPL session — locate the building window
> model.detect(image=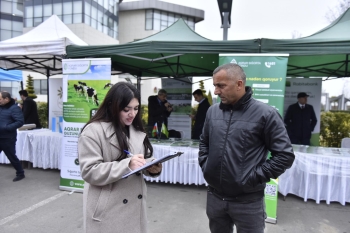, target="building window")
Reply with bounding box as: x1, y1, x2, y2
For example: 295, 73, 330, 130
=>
0, 11, 24, 41
33, 79, 47, 94
22, 0, 118, 39
0, 81, 20, 97
145, 9, 195, 31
